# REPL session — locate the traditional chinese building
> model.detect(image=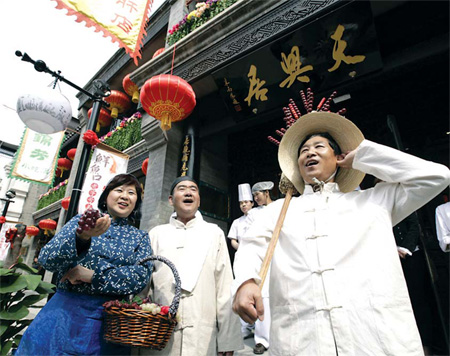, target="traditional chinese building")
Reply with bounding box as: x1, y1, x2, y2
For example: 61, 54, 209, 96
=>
21, 0, 448, 288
